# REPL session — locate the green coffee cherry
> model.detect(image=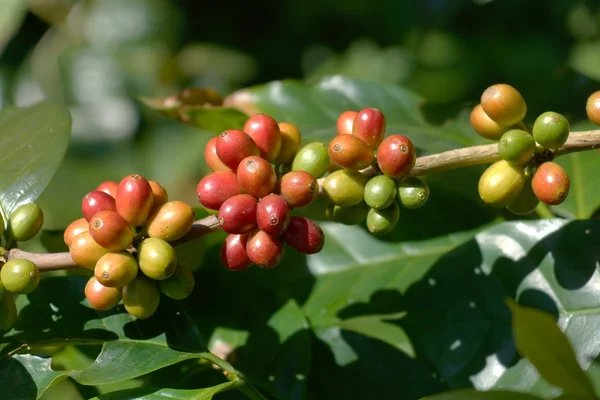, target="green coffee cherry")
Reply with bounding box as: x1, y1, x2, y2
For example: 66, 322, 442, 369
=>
137, 238, 177, 280
0, 293, 17, 331
8, 203, 44, 241
478, 160, 526, 208
0, 279, 5, 302
322, 170, 368, 207
498, 129, 536, 165
325, 202, 370, 225
366, 204, 400, 235
532, 112, 570, 149
364, 175, 396, 210
291, 142, 330, 178
507, 182, 539, 215
158, 264, 195, 300
1, 259, 40, 294
123, 276, 160, 319
397, 177, 430, 209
